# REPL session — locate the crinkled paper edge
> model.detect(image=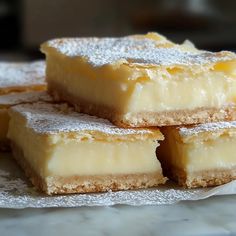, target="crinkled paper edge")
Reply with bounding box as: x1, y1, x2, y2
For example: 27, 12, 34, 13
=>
0, 153, 236, 209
